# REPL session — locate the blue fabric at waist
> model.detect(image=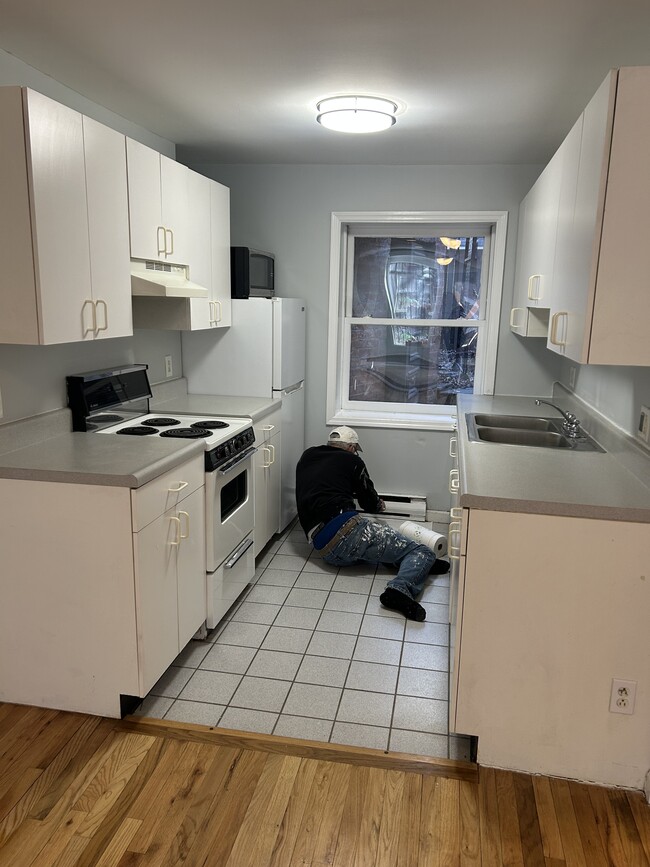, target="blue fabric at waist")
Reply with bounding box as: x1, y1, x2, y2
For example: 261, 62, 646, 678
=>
312, 511, 358, 549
